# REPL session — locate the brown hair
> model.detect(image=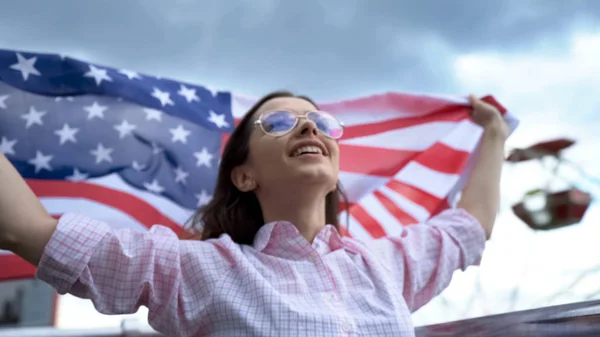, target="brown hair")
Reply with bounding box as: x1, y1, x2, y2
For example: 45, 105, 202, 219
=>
185, 91, 348, 245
